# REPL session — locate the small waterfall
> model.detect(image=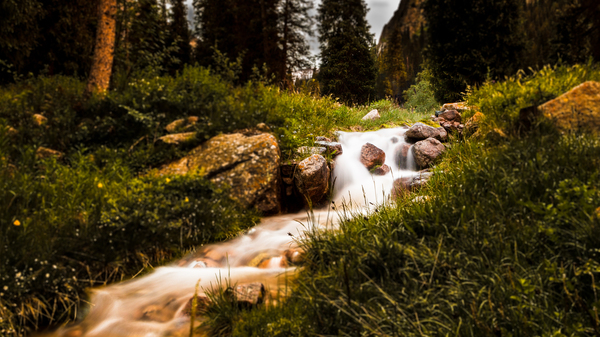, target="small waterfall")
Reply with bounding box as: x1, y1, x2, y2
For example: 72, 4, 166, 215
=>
50, 127, 420, 337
